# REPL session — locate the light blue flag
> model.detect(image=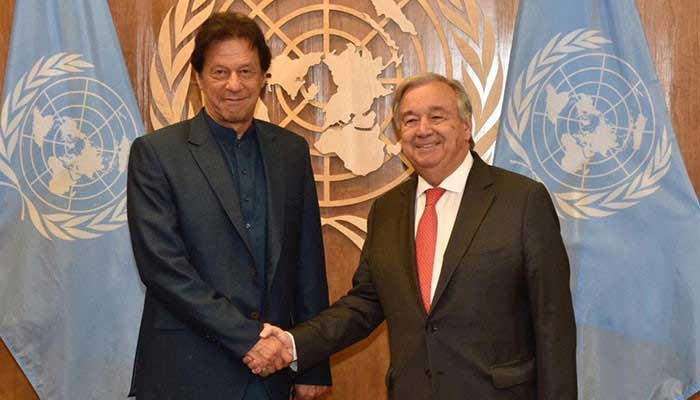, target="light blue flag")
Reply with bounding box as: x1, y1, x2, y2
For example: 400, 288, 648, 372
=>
494, 1, 700, 399
0, 1, 144, 398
